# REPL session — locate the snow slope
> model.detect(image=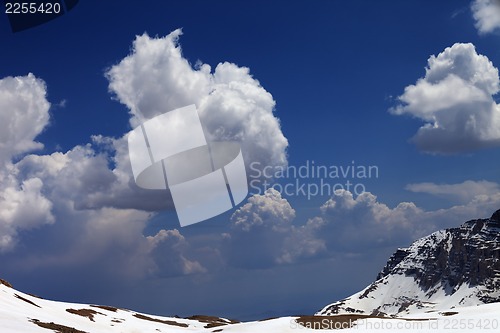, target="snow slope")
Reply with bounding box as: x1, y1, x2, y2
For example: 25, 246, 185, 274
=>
0, 280, 233, 333
2, 211, 500, 332
2, 281, 500, 332
316, 273, 499, 317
